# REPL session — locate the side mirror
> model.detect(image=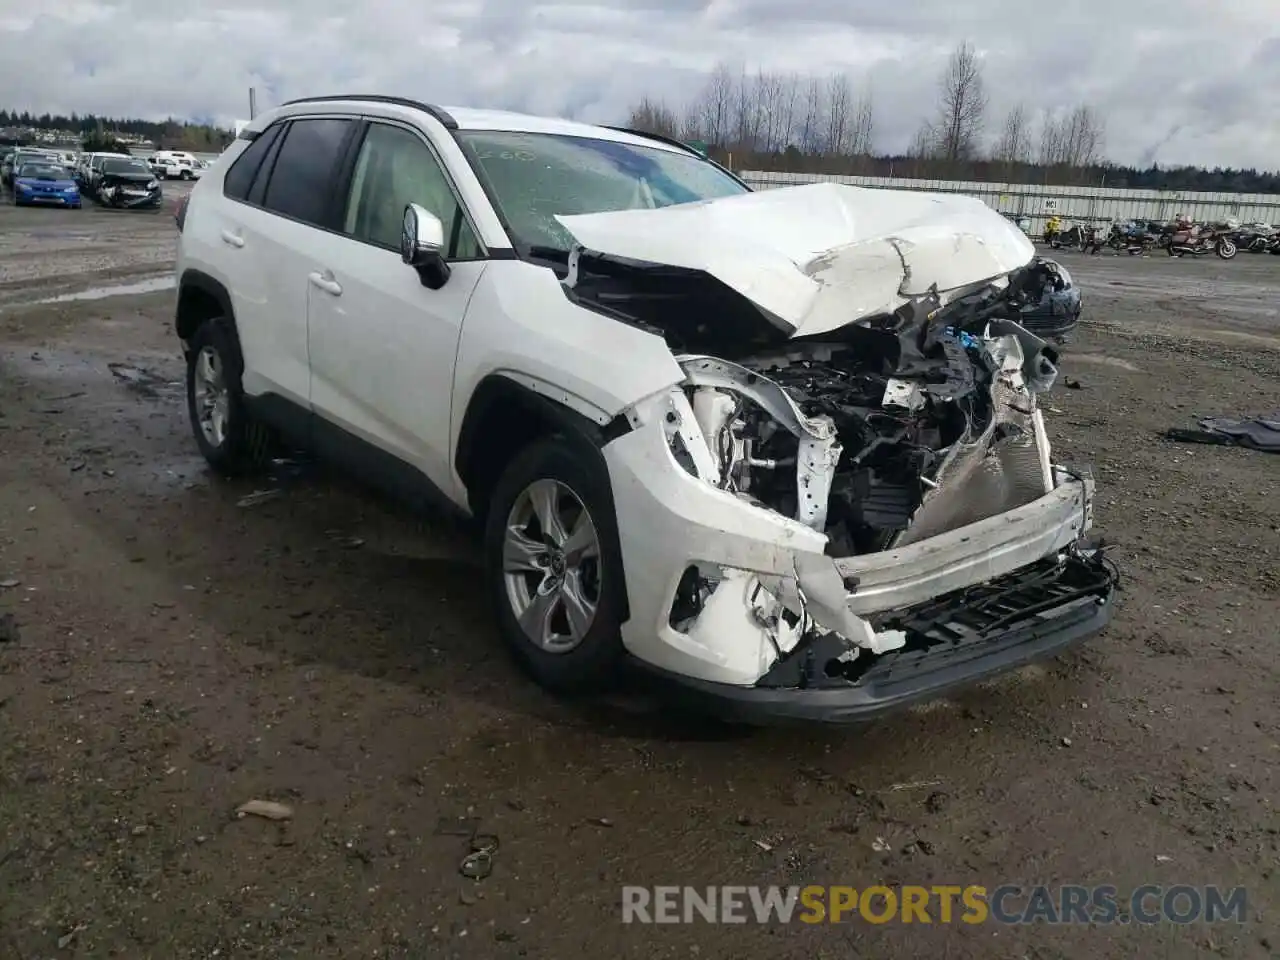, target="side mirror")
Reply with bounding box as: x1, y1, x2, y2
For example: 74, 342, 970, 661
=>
401, 202, 450, 289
